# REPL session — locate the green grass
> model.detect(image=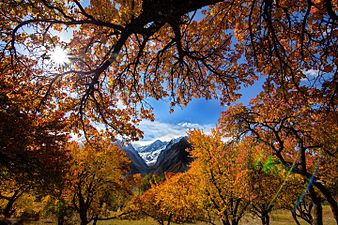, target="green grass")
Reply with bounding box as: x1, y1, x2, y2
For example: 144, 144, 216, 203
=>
96, 205, 336, 225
